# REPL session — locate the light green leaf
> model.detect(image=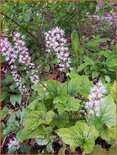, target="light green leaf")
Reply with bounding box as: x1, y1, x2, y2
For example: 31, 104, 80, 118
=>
91, 145, 107, 154
23, 110, 54, 130
100, 95, 116, 127
77, 63, 89, 72
27, 99, 46, 111
105, 75, 111, 83
100, 125, 116, 142
90, 95, 116, 130
55, 121, 98, 153
50, 112, 69, 128
92, 71, 99, 78
17, 126, 52, 141
54, 94, 81, 114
